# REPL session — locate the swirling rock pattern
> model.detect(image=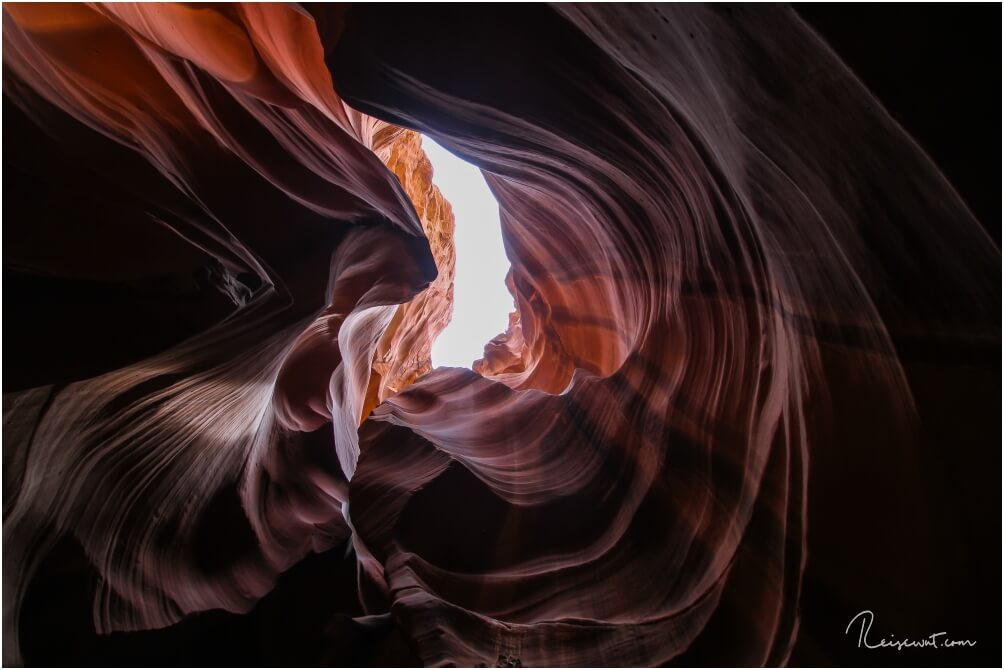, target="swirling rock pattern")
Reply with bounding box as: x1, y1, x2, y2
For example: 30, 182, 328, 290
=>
2, 3, 999, 667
